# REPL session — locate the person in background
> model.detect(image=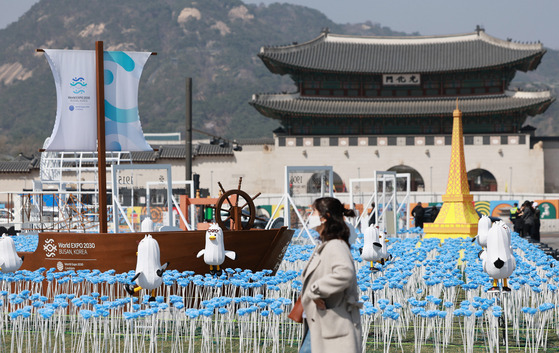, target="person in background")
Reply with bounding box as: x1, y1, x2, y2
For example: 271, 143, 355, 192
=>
509, 203, 520, 234
532, 201, 541, 242
519, 200, 535, 240
430, 206, 439, 223
367, 202, 376, 226
301, 197, 362, 353
412, 202, 425, 229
